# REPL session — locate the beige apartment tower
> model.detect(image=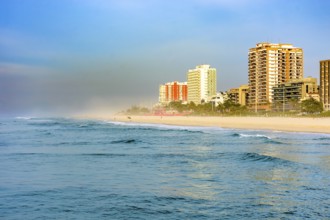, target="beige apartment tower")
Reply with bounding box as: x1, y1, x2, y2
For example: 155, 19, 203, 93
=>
320, 60, 330, 111
248, 43, 303, 111
187, 65, 216, 104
